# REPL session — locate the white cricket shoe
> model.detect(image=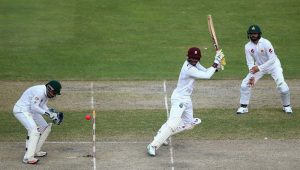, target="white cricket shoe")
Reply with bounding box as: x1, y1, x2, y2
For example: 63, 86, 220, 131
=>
236, 107, 248, 114
35, 151, 47, 157
193, 118, 202, 125
283, 106, 293, 114
23, 157, 39, 164
147, 144, 156, 156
